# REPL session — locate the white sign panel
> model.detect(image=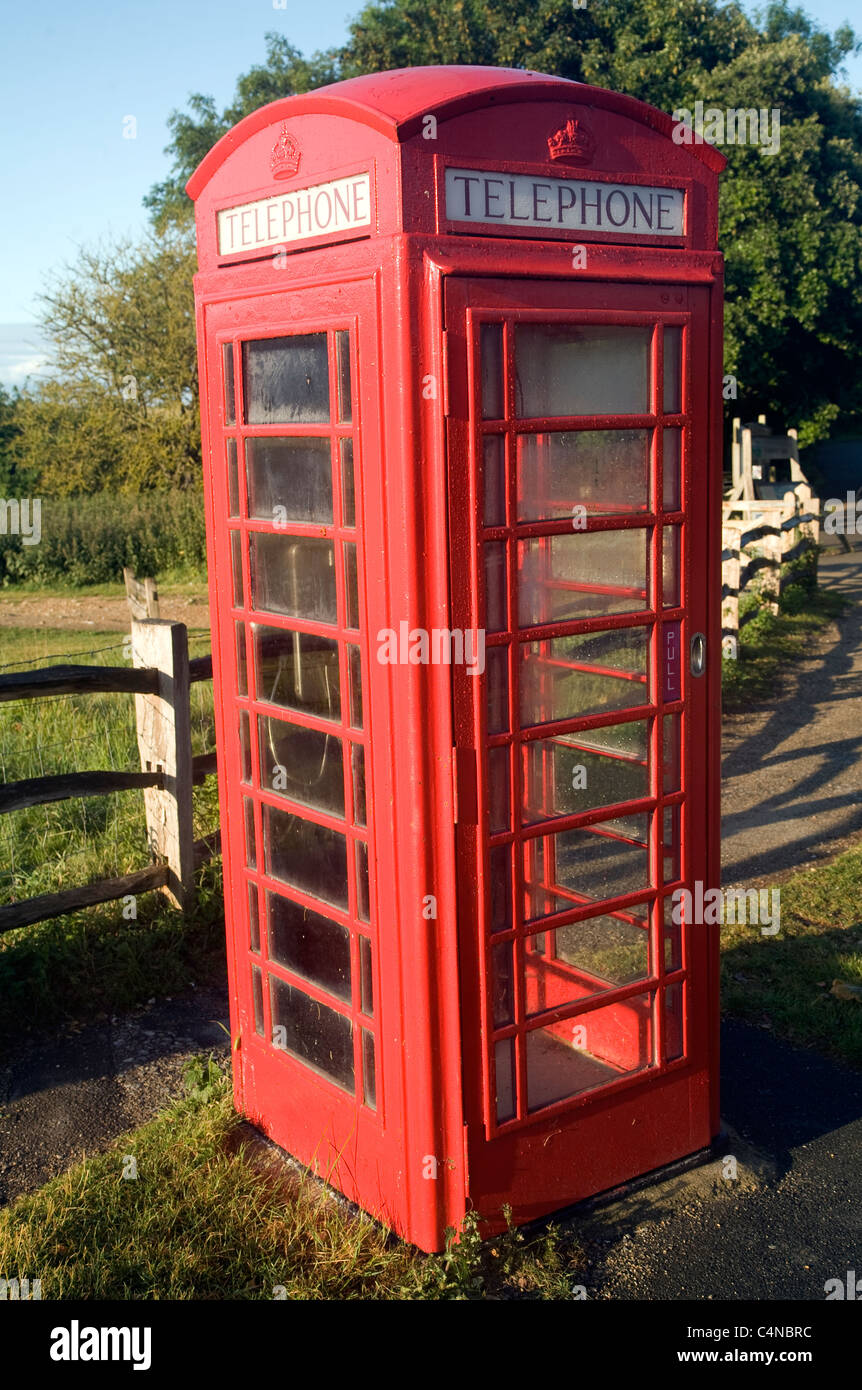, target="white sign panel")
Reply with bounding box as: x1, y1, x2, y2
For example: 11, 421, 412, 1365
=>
218, 172, 372, 255
445, 167, 684, 238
